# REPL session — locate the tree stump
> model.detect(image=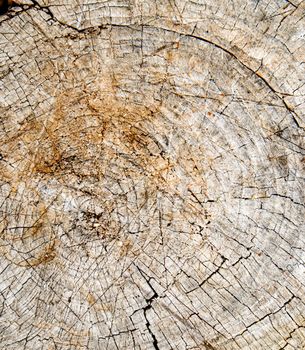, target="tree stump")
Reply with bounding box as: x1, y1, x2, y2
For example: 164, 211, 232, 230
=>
0, 1, 304, 349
